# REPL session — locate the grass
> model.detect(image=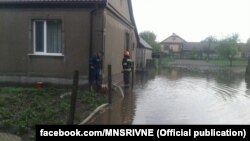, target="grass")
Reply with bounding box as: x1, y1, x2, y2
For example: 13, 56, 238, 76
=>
155, 57, 175, 70
209, 59, 248, 67
0, 87, 107, 140
162, 57, 175, 66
